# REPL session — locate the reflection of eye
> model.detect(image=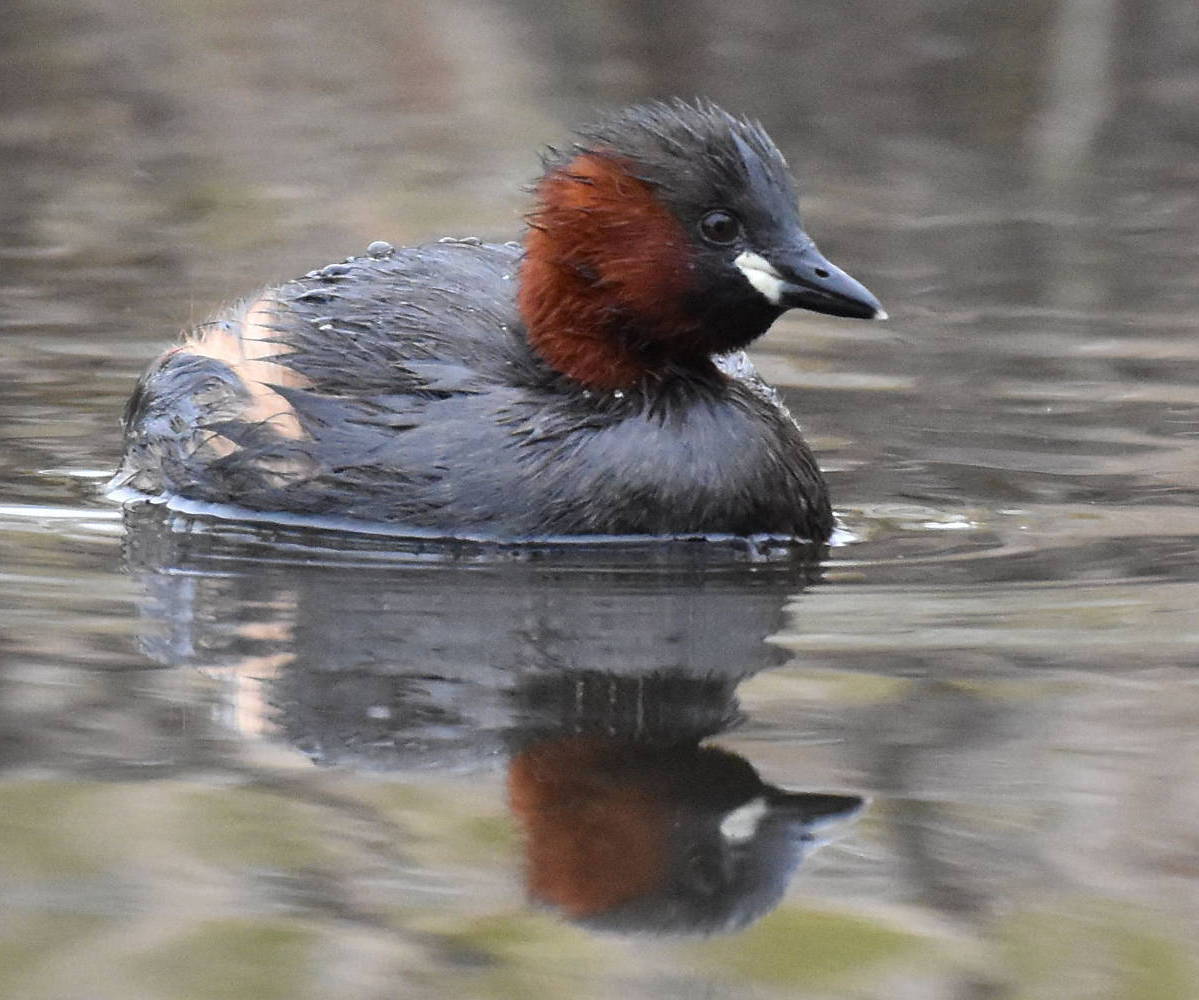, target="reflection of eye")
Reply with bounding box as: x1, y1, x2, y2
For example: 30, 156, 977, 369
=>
700, 210, 742, 245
